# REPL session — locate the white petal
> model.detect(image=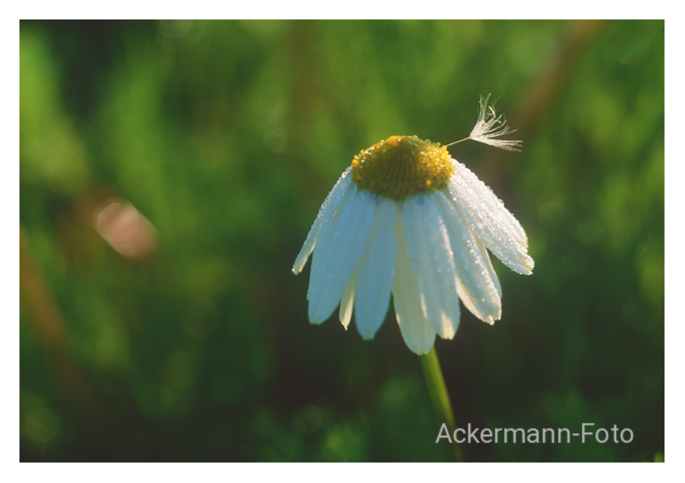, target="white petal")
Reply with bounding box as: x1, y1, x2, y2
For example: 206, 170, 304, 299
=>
434, 191, 501, 324
307, 184, 377, 324
448, 161, 534, 275
339, 269, 357, 330
392, 208, 436, 355
354, 197, 397, 340
292, 168, 353, 275
475, 235, 501, 300
402, 194, 460, 340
